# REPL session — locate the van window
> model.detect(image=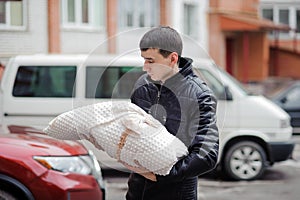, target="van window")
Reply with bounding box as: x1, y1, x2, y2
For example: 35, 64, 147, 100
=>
86, 66, 144, 98
13, 66, 76, 97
